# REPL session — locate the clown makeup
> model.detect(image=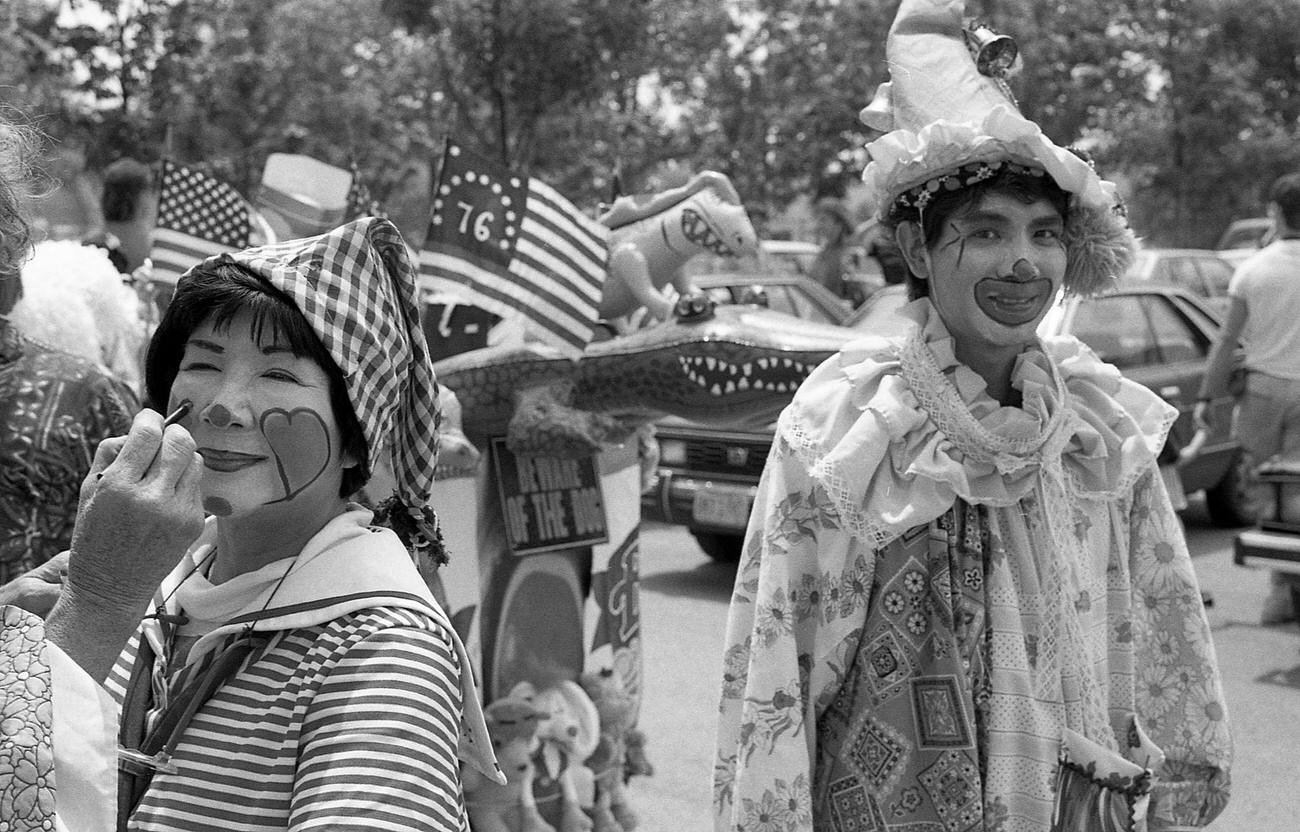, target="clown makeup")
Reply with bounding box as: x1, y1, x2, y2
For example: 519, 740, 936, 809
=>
912, 191, 1066, 354
170, 309, 350, 521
